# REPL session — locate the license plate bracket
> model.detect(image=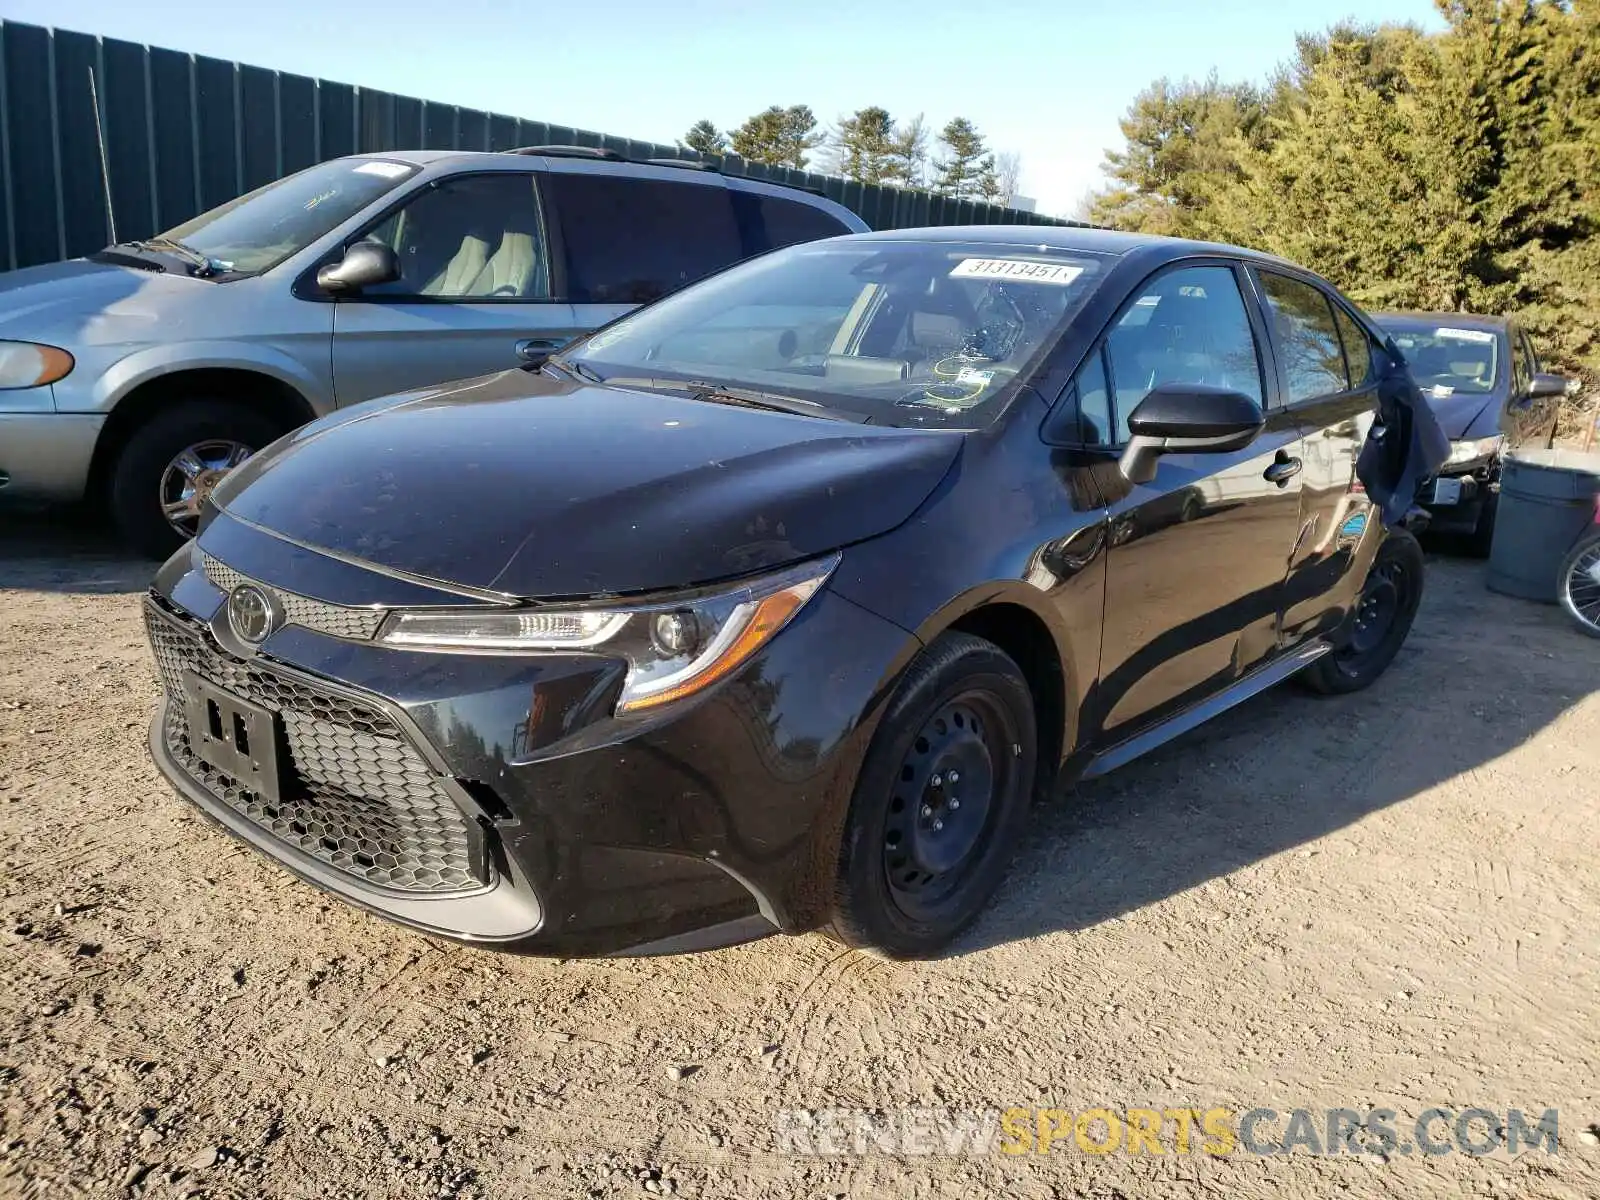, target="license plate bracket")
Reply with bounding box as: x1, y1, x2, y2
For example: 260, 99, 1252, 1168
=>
1431, 476, 1464, 506
182, 672, 283, 802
